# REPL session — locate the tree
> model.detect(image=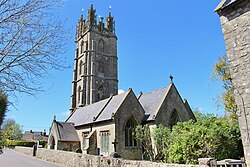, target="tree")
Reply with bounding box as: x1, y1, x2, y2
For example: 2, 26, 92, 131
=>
1, 118, 16, 131
0, 91, 8, 126
1, 118, 22, 140
0, 0, 67, 99
134, 125, 155, 161
4, 124, 23, 140
212, 55, 237, 120
167, 113, 243, 164
134, 112, 243, 164
134, 124, 171, 161
153, 124, 171, 161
